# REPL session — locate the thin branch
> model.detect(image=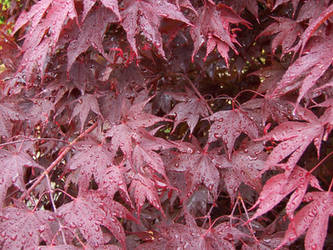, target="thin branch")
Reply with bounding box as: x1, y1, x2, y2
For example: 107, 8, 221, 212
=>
20, 121, 98, 201
0, 137, 69, 148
